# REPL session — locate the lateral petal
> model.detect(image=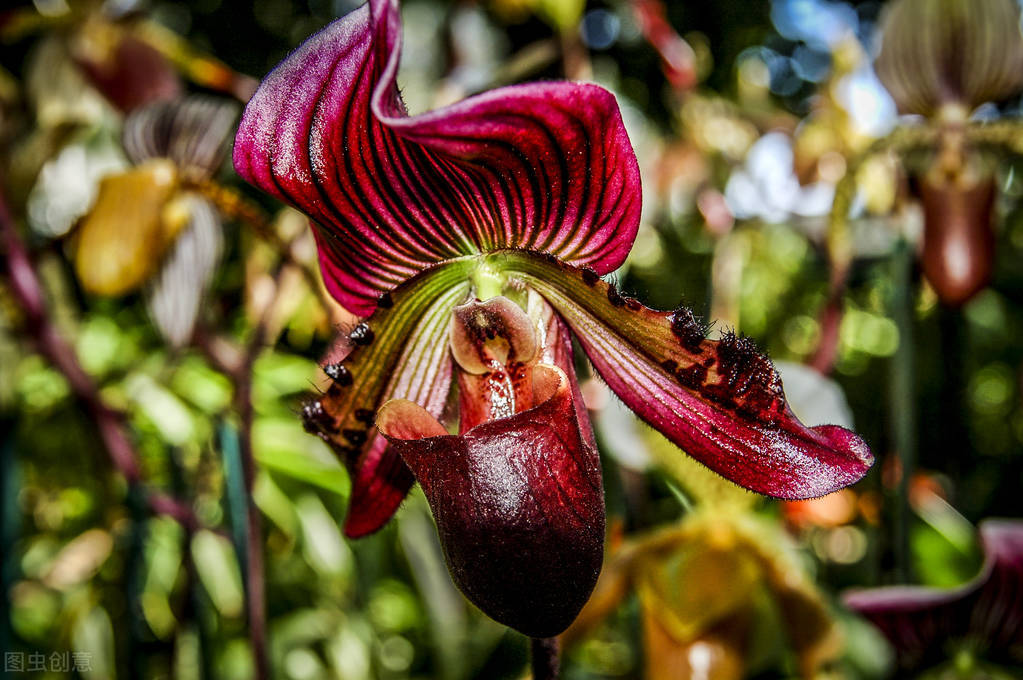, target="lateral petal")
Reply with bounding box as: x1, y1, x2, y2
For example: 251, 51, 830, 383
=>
495, 250, 874, 500
299, 260, 473, 537
844, 520, 1023, 669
